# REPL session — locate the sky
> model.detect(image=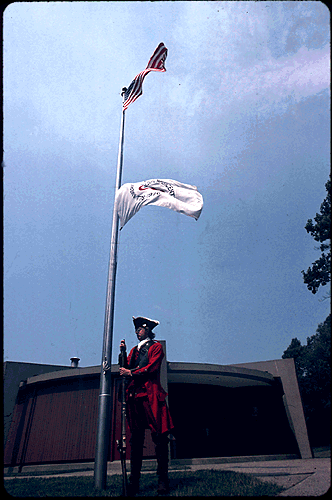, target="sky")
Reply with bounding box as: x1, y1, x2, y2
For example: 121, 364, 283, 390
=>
4, 1, 330, 369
